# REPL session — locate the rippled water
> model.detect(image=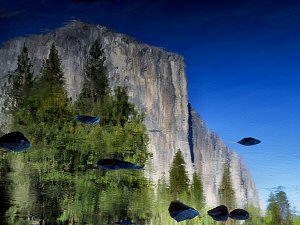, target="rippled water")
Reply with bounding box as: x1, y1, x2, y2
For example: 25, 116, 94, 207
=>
0, 151, 155, 224
1, 2, 300, 222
